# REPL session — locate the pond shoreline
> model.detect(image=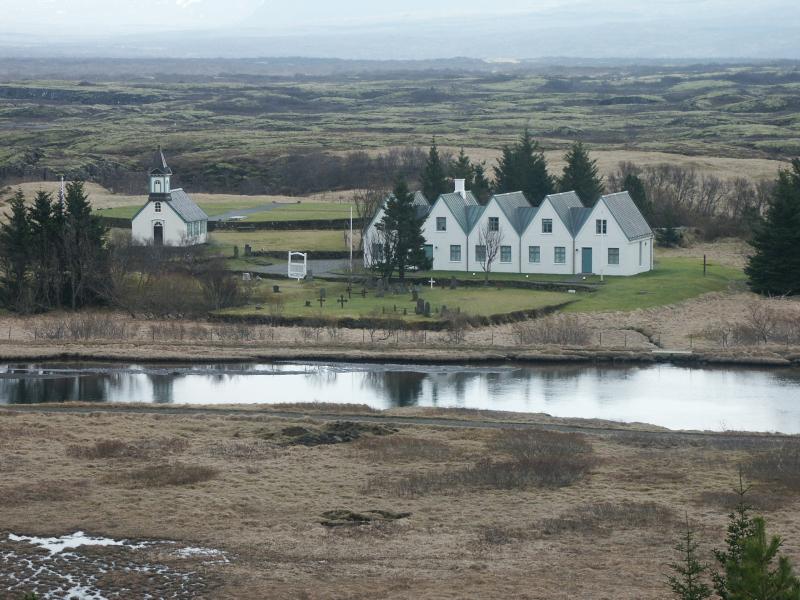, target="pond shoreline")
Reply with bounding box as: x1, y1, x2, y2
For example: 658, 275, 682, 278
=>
0, 341, 797, 369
